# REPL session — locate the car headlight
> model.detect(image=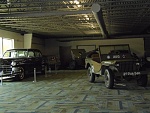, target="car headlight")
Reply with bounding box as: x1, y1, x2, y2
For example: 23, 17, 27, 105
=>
91, 65, 94, 72
11, 61, 16, 66
136, 62, 140, 65
115, 63, 119, 67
